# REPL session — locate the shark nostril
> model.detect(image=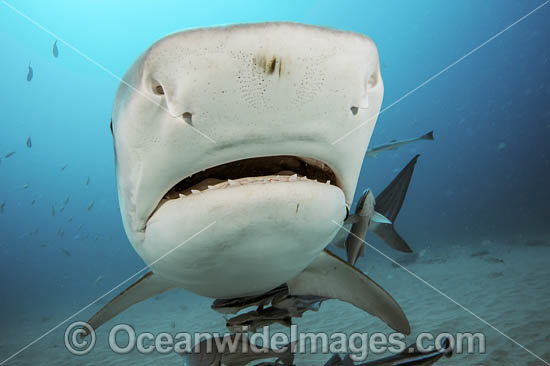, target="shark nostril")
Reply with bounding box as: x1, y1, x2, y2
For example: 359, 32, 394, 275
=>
182, 112, 193, 125
154, 85, 164, 95
152, 81, 164, 95
367, 69, 379, 89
